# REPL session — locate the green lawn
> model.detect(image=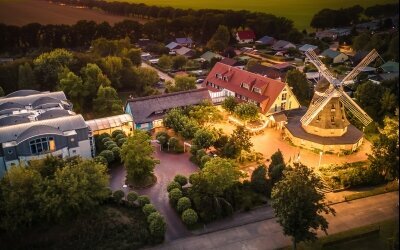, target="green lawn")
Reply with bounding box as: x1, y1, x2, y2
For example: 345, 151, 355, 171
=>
281, 219, 398, 250
109, 0, 397, 30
